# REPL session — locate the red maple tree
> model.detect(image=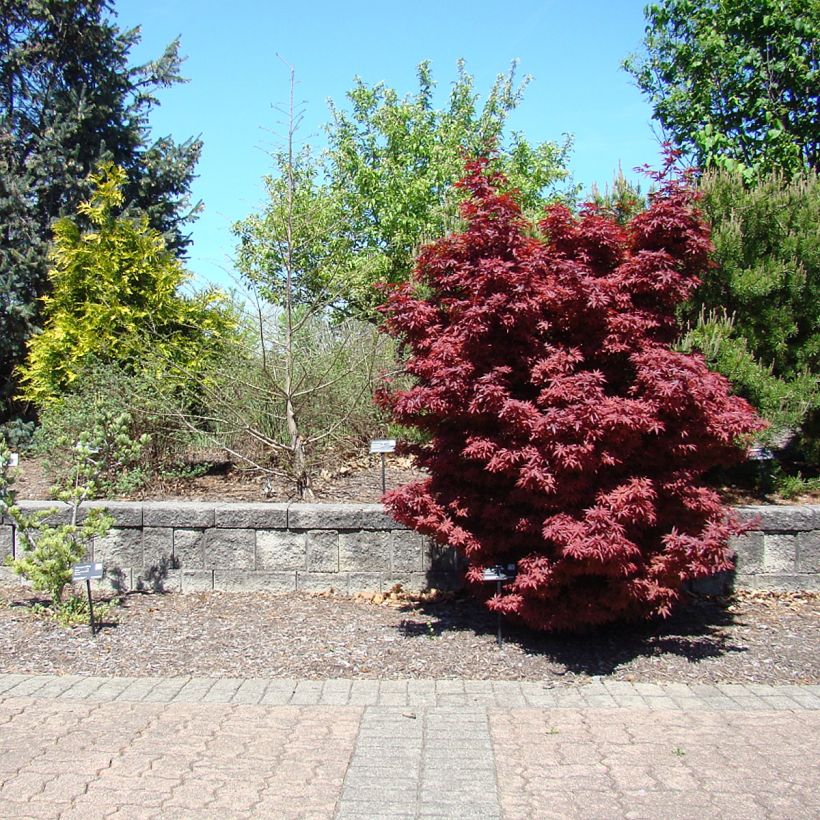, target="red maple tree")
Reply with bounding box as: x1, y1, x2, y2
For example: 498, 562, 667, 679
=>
378, 159, 764, 631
